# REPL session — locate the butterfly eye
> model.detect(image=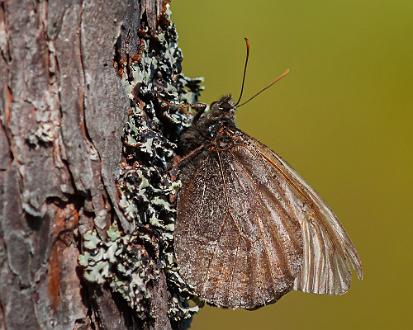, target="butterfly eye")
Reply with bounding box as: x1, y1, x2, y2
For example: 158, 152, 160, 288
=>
220, 102, 232, 112
210, 101, 218, 110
